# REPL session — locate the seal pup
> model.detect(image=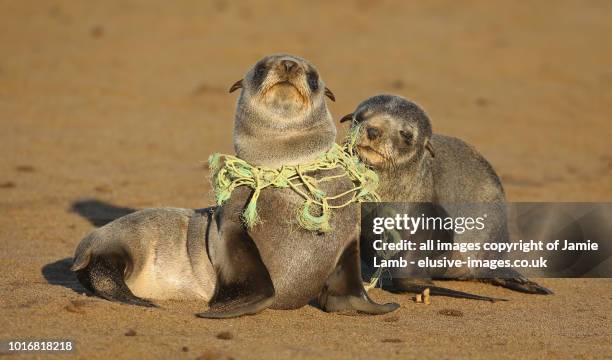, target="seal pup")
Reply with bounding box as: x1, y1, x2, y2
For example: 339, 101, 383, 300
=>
196, 54, 399, 318
71, 207, 218, 307
342, 94, 552, 295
